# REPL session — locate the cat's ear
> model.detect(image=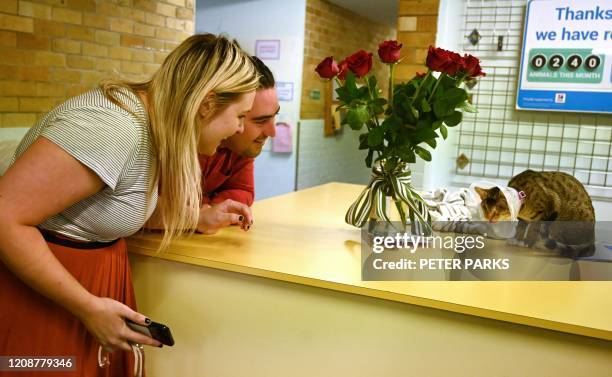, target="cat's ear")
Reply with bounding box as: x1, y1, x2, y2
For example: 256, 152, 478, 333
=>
489, 186, 501, 199
474, 187, 489, 200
